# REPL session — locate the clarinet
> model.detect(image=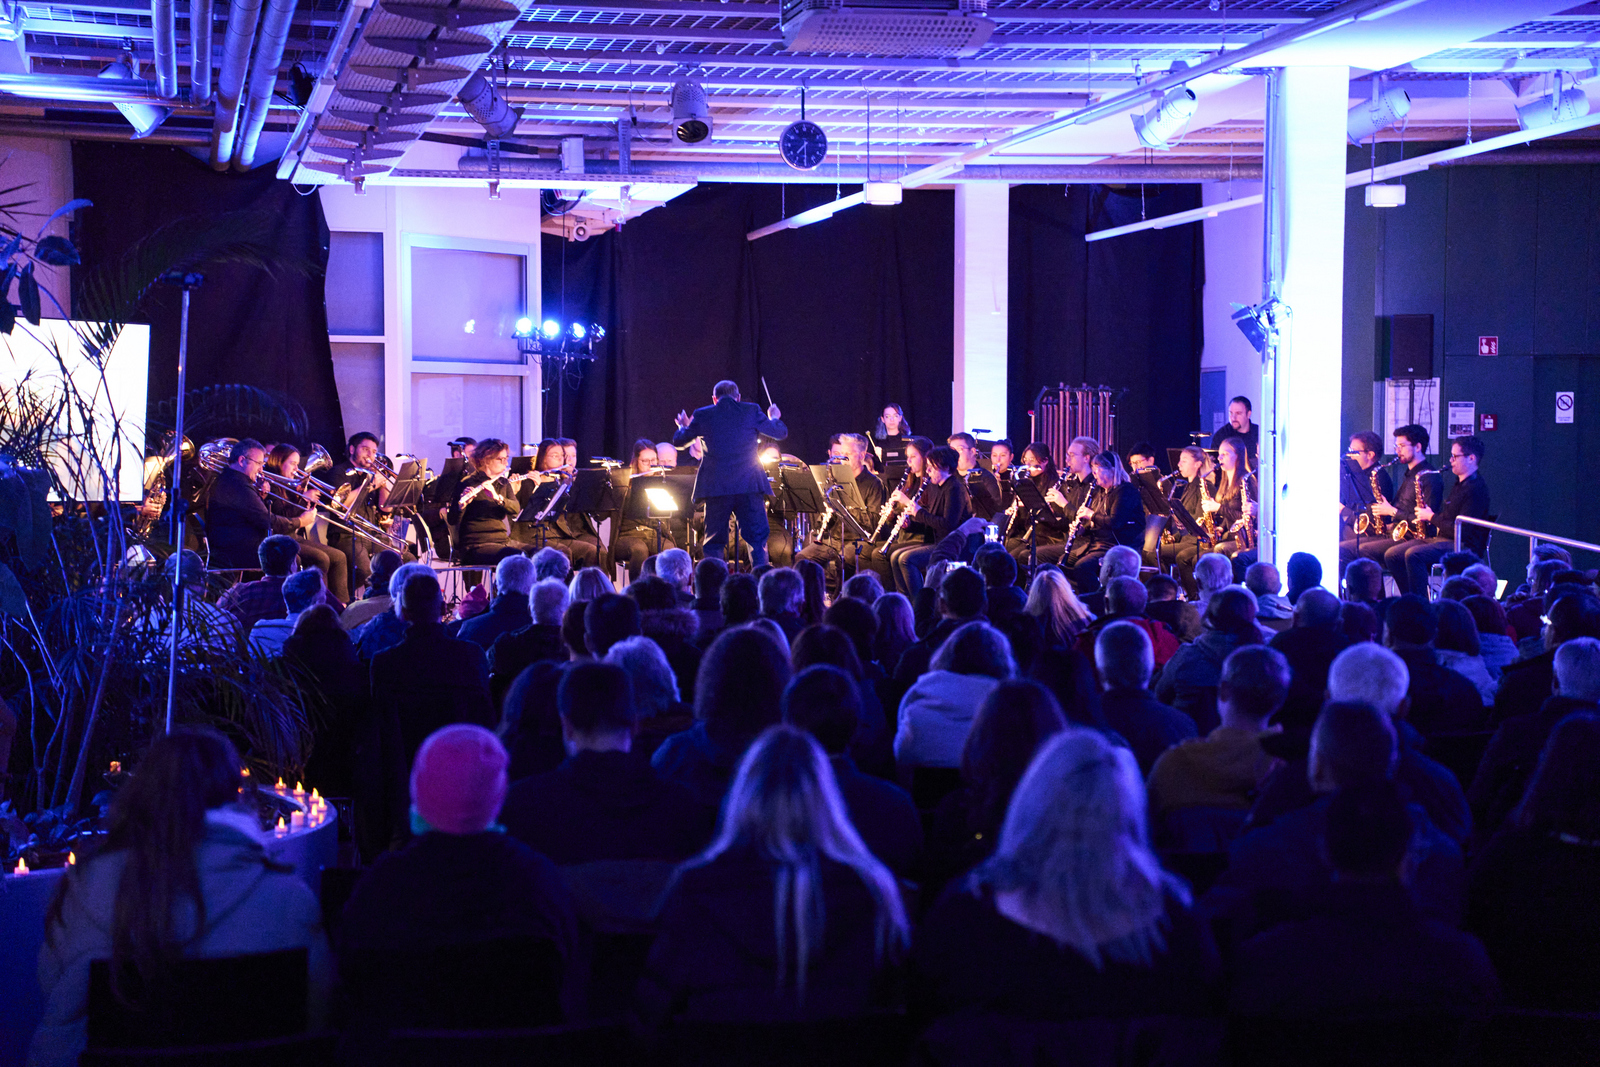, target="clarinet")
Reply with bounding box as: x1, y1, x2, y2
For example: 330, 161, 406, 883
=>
1065, 485, 1098, 545
884, 478, 928, 546
867, 474, 905, 542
